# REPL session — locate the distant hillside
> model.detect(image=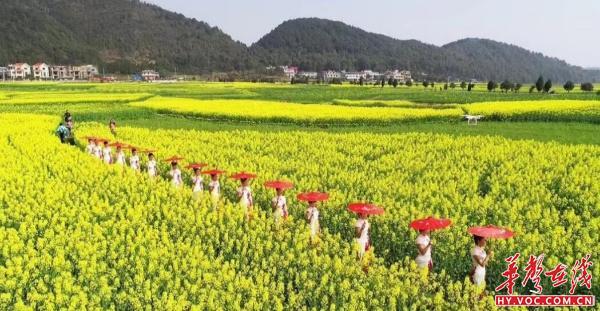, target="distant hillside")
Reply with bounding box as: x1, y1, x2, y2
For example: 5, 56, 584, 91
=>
0, 3, 597, 82
252, 18, 598, 82
0, 0, 253, 73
